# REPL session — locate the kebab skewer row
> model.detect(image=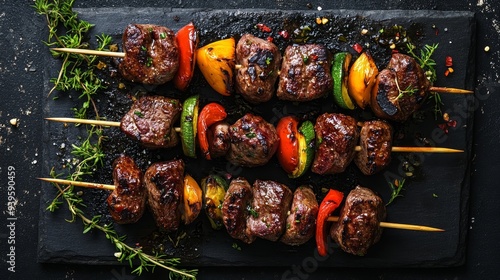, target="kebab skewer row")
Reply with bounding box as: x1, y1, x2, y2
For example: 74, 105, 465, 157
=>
52, 27, 472, 122
39, 173, 443, 258
48, 96, 460, 177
